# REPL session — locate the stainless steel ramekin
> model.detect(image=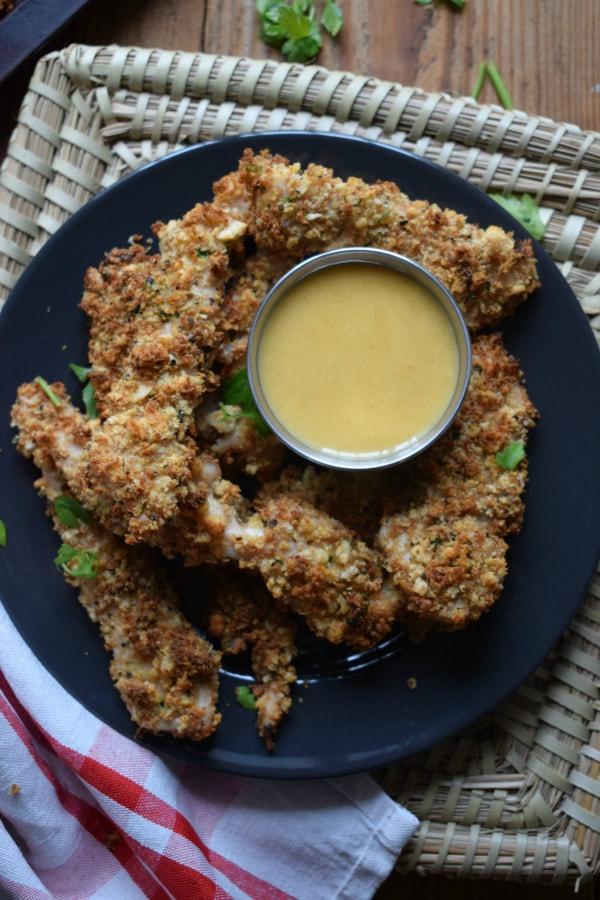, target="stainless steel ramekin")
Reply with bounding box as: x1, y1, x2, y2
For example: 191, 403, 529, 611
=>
246, 247, 471, 470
